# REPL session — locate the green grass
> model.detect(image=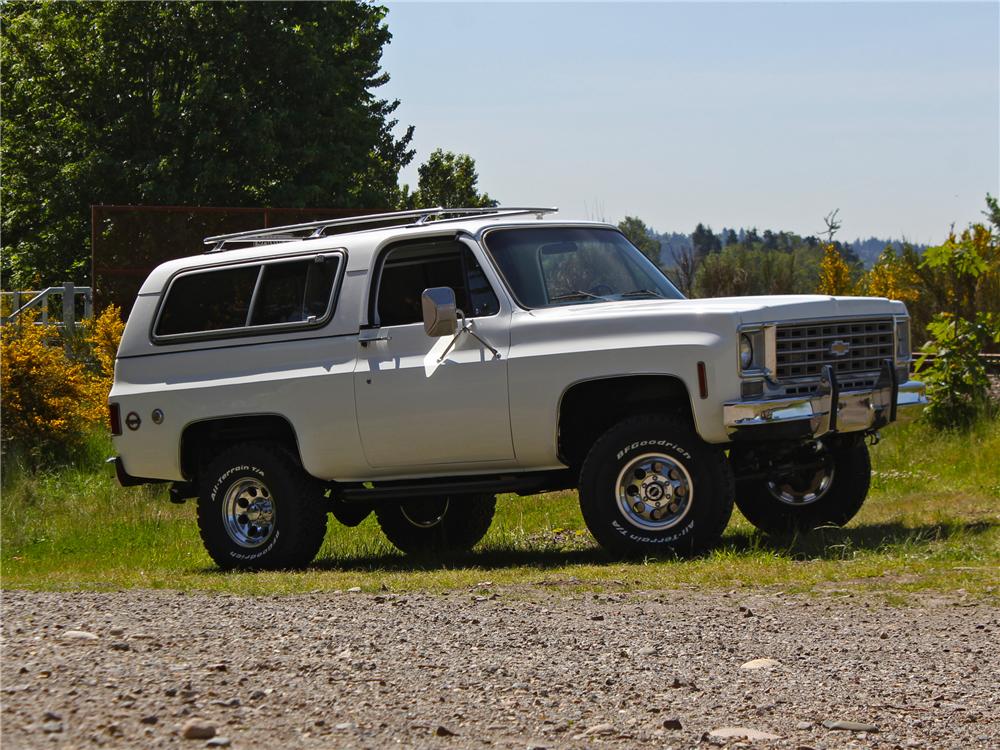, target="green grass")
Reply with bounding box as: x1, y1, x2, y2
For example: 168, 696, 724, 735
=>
2, 418, 998, 598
